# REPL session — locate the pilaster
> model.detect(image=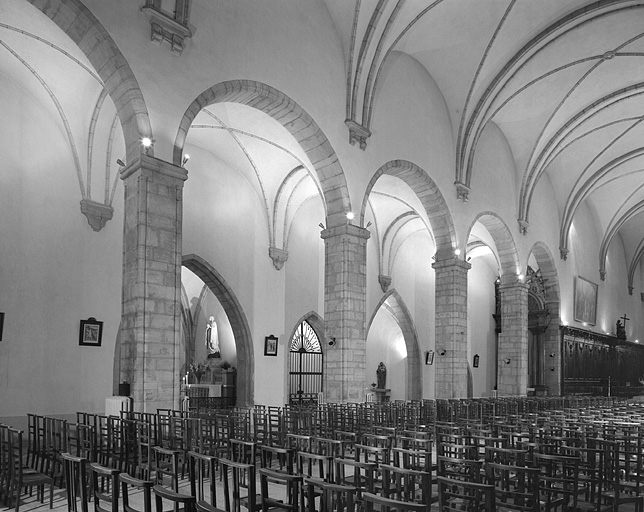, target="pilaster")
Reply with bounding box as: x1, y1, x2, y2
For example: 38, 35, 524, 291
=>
321, 224, 370, 402
498, 281, 529, 395
431, 258, 471, 398
120, 155, 188, 412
